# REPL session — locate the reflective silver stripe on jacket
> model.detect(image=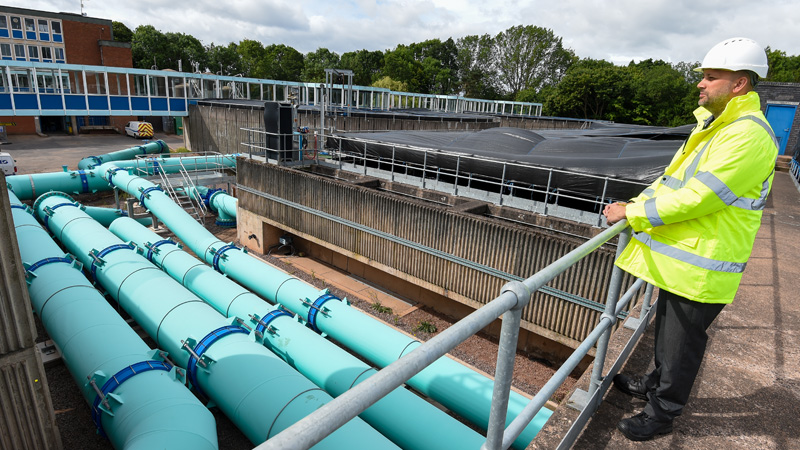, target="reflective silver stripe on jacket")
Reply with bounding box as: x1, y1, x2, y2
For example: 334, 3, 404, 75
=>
633, 232, 747, 273
644, 198, 664, 227
695, 170, 773, 211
